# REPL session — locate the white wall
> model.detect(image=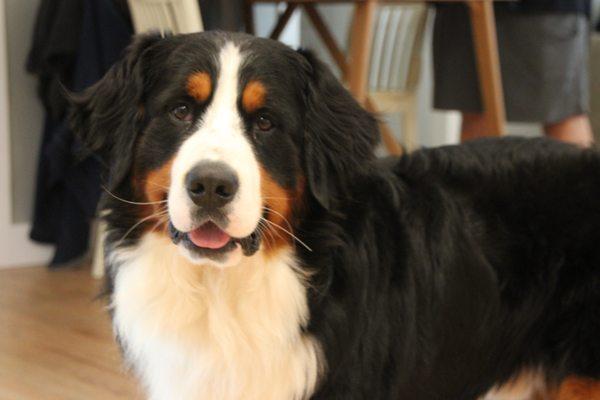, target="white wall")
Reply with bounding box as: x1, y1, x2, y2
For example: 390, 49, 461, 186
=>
0, 0, 52, 268
5, 0, 44, 224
